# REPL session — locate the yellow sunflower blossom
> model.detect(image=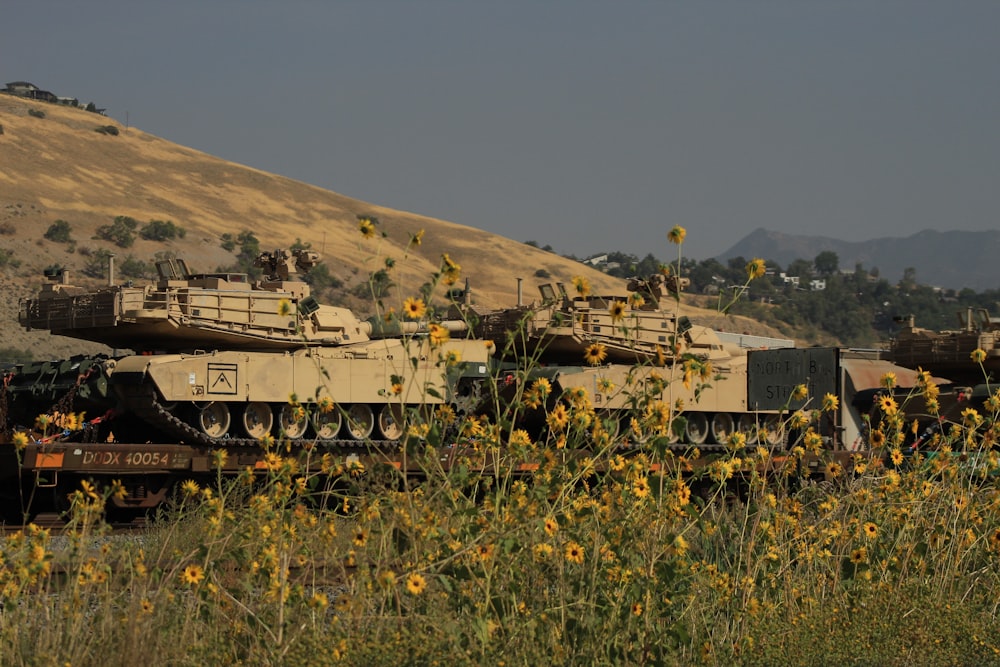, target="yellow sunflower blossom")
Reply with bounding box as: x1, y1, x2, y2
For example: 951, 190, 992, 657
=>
822, 393, 839, 412
571, 276, 591, 297
667, 225, 687, 245
11, 431, 29, 451
564, 541, 585, 564
608, 300, 627, 323
180, 564, 205, 586
428, 323, 450, 347
971, 348, 987, 364
584, 343, 608, 366
746, 258, 767, 280
402, 297, 426, 320
358, 216, 376, 239
405, 572, 427, 595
